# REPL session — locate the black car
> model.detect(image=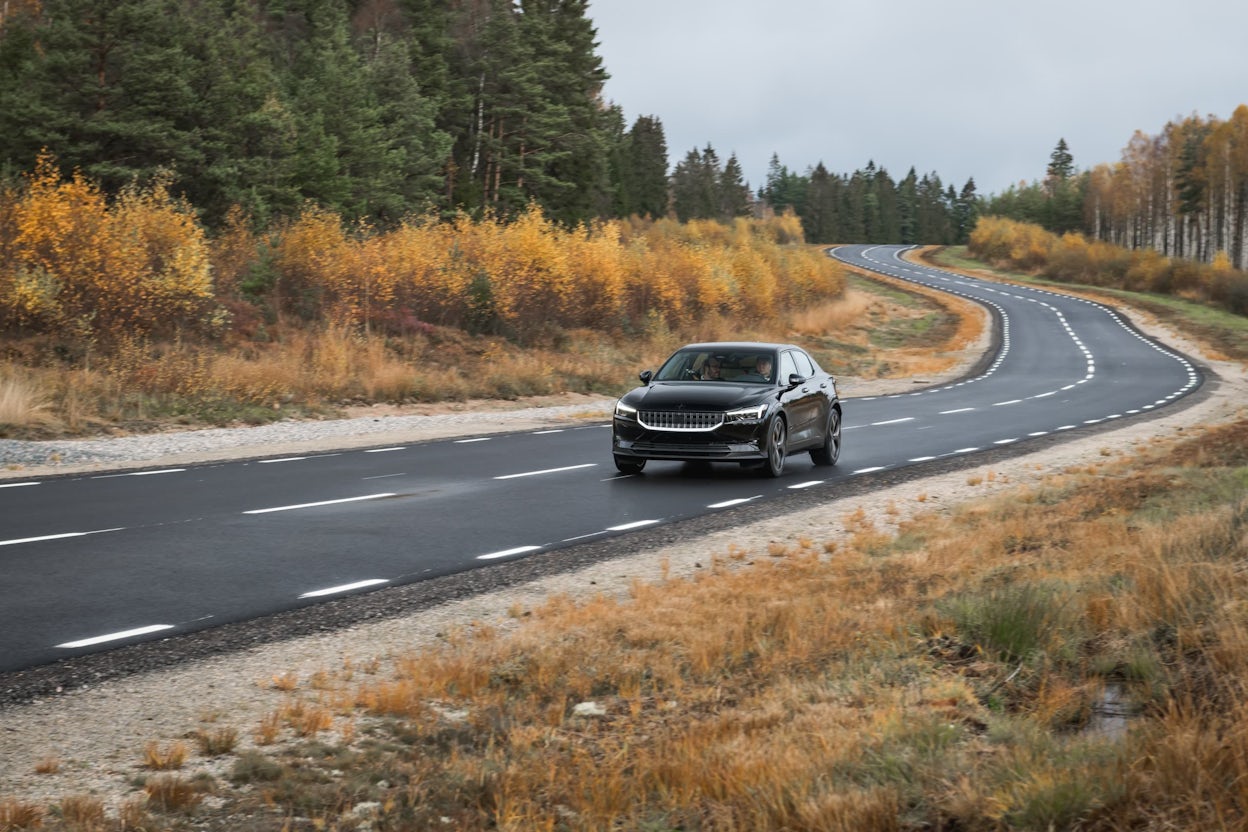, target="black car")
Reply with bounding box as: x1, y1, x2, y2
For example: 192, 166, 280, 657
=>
611, 342, 842, 477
